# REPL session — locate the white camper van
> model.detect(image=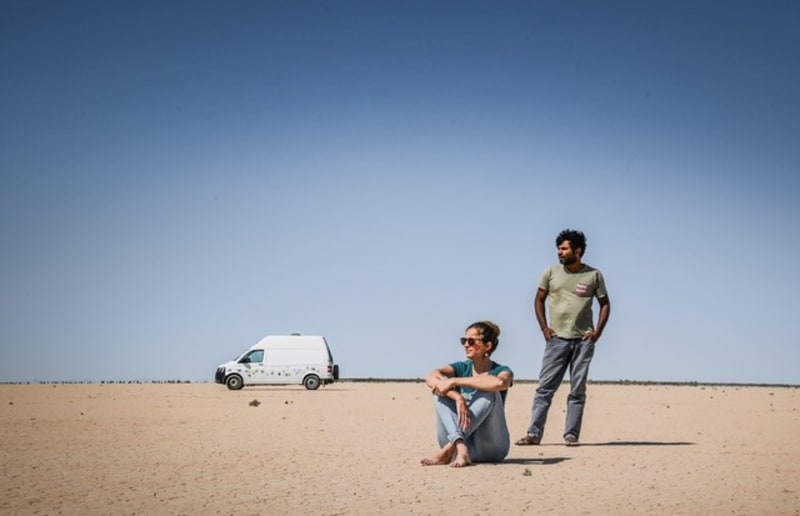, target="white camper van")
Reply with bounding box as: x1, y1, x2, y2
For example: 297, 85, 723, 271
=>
214, 334, 339, 390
